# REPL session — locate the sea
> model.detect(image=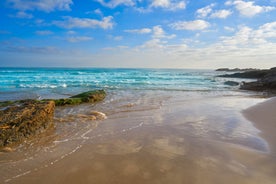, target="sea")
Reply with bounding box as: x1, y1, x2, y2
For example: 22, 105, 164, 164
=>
1, 68, 275, 184
0, 67, 251, 101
